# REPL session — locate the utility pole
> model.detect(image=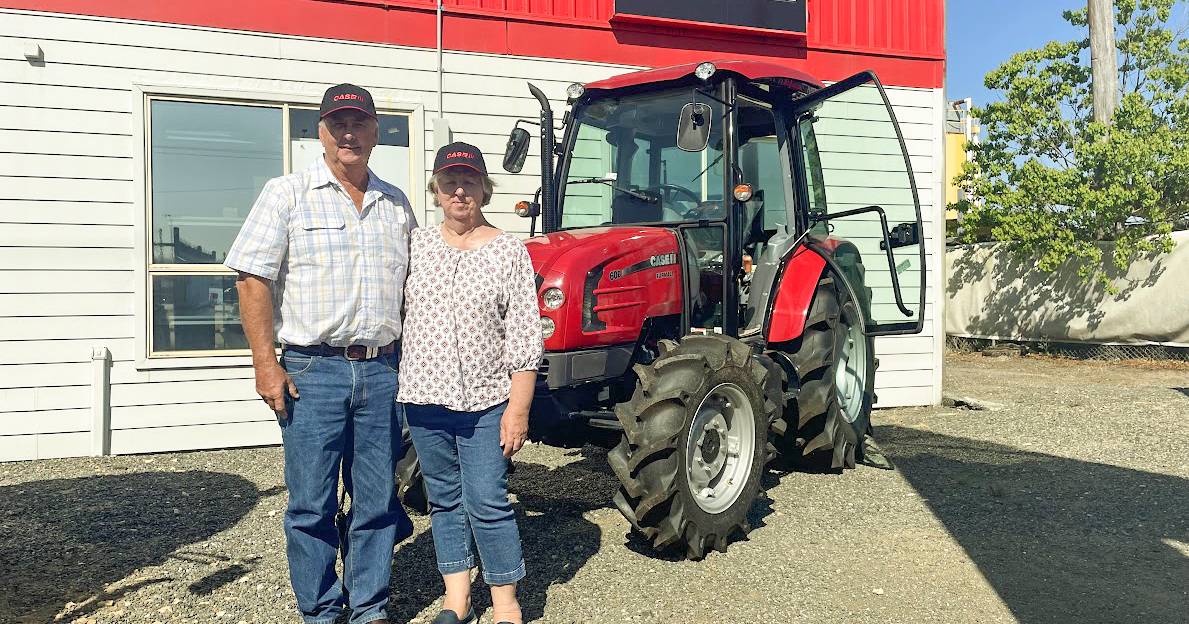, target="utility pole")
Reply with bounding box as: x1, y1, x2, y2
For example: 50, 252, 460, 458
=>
1088, 0, 1118, 123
